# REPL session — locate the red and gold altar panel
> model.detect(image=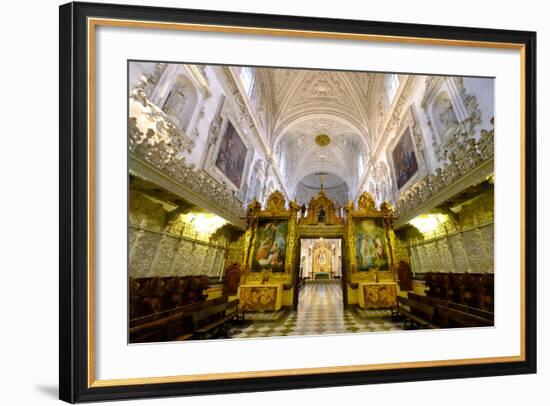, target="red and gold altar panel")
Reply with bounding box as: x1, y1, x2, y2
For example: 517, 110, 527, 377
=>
238, 284, 283, 312
359, 282, 398, 309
